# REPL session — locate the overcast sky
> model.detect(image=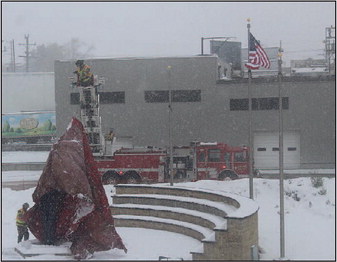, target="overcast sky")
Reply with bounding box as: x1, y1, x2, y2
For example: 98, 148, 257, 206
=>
2, 2, 335, 66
